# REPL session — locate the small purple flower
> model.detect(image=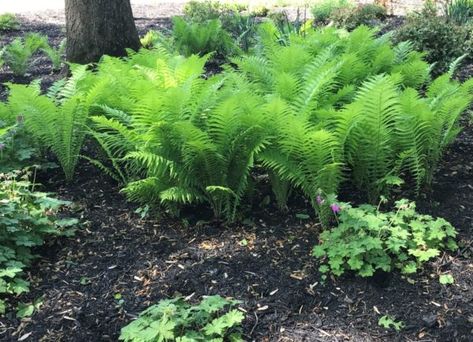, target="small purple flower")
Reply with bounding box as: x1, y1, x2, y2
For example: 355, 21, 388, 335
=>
316, 195, 325, 205
330, 203, 341, 214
